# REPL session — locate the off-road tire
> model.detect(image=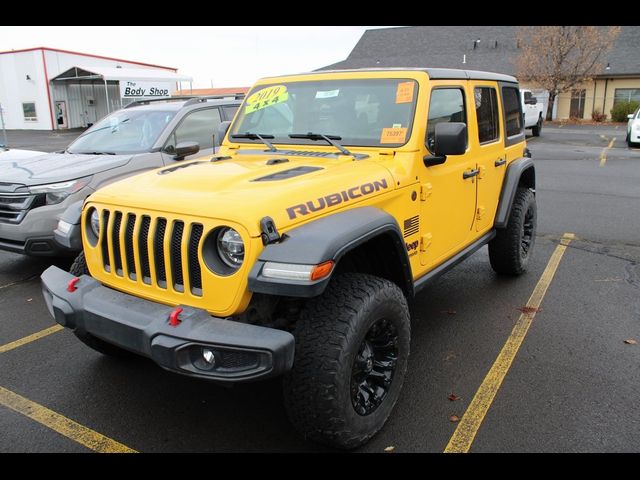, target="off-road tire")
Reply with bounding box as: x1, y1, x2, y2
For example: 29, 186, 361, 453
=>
283, 273, 410, 449
69, 251, 89, 276
69, 252, 132, 357
489, 187, 537, 275
532, 116, 542, 137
